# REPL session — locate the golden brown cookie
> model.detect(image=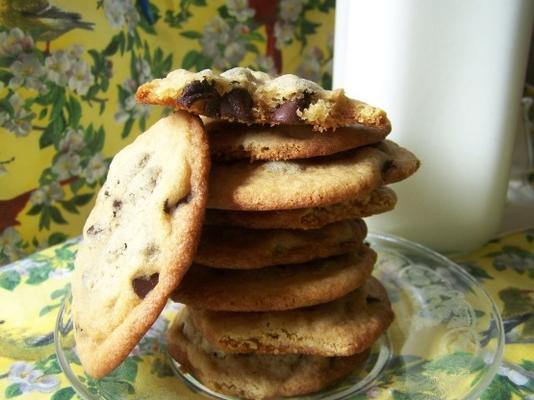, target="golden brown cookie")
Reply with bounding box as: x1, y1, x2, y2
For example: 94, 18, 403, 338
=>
207, 140, 419, 211
71, 112, 210, 378
194, 219, 367, 269
205, 120, 388, 161
188, 277, 394, 356
172, 246, 376, 312
205, 187, 396, 230
167, 307, 370, 400
136, 67, 390, 132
